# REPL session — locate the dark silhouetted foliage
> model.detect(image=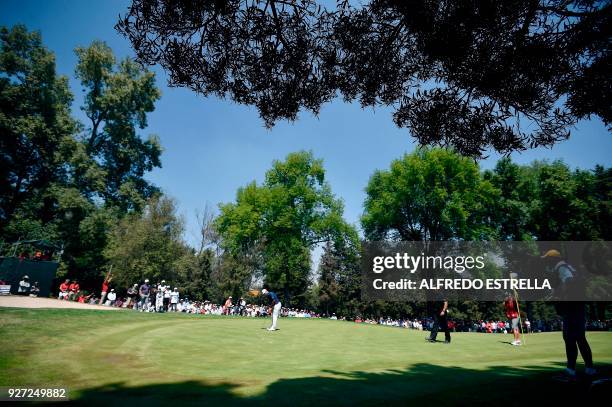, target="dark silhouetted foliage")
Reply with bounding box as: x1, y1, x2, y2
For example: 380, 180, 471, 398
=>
117, 0, 610, 157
